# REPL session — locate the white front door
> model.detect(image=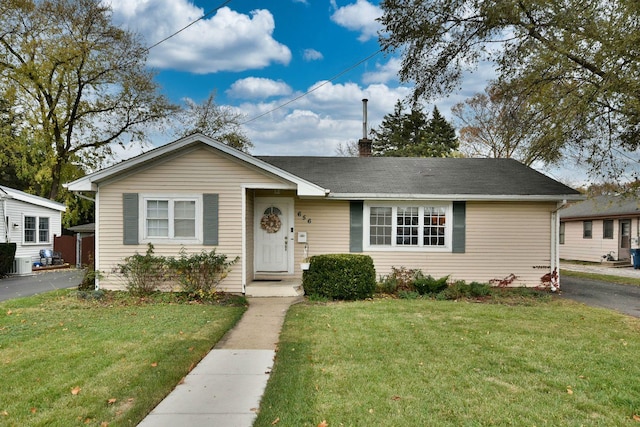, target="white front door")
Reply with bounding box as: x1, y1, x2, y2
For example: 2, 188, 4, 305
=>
255, 198, 293, 273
